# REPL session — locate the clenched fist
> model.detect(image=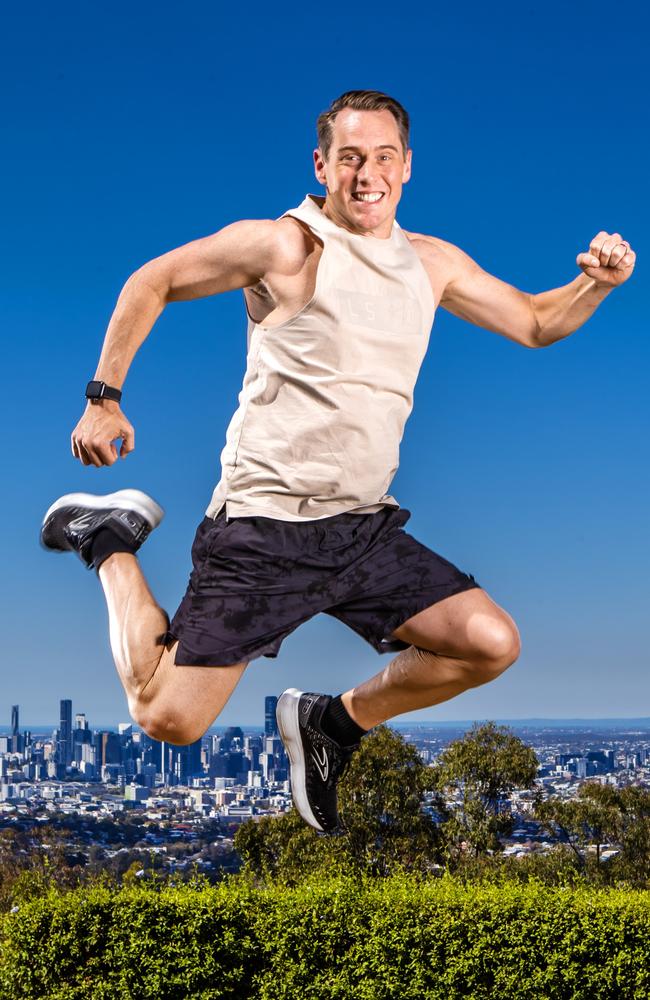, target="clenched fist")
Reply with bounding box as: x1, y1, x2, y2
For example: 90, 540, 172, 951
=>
577, 231, 636, 288
71, 400, 135, 467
